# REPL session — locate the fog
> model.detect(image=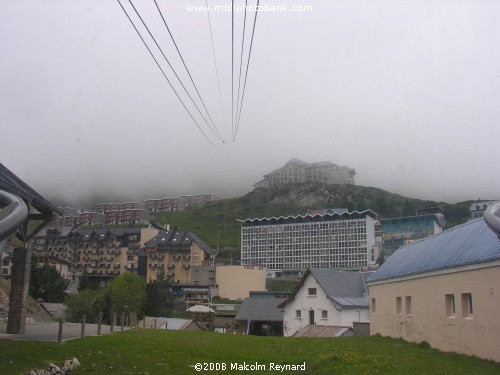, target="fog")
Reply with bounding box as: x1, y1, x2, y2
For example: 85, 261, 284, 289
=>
1, 0, 499, 206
